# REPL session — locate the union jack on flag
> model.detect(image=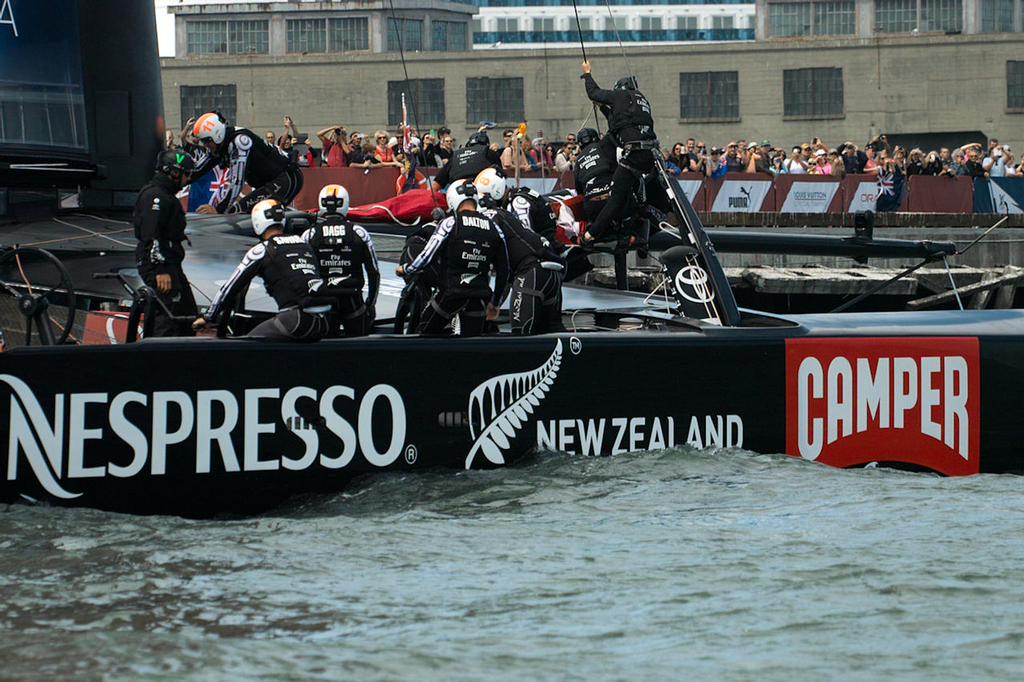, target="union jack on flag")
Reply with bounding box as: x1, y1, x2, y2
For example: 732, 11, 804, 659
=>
208, 166, 229, 204
877, 171, 895, 196
186, 164, 231, 212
